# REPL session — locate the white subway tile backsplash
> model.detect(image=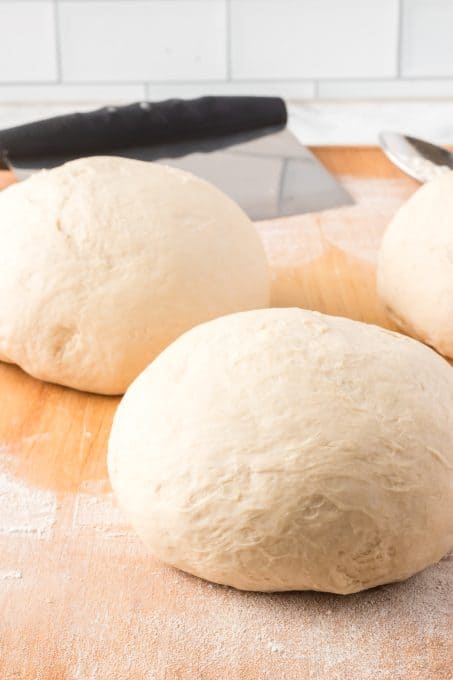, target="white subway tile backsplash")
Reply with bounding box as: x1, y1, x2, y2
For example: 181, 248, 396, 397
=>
0, 84, 146, 103
230, 0, 399, 80
401, 0, 453, 77
146, 80, 315, 100
318, 79, 453, 99
59, 1, 227, 82
0, 0, 451, 107
0, 2, 57, 82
